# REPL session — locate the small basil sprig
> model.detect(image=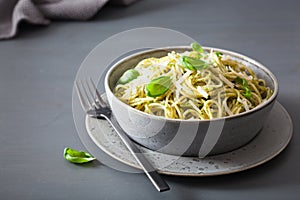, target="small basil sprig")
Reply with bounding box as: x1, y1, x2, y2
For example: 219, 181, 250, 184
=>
64, 147, 96, 164
182, 56, 208, 70
235, 77, 252, 99
215, 52, 223, 57
191, 42, 204, 53
117, 69, 139, 84
145, 76, 172, 98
